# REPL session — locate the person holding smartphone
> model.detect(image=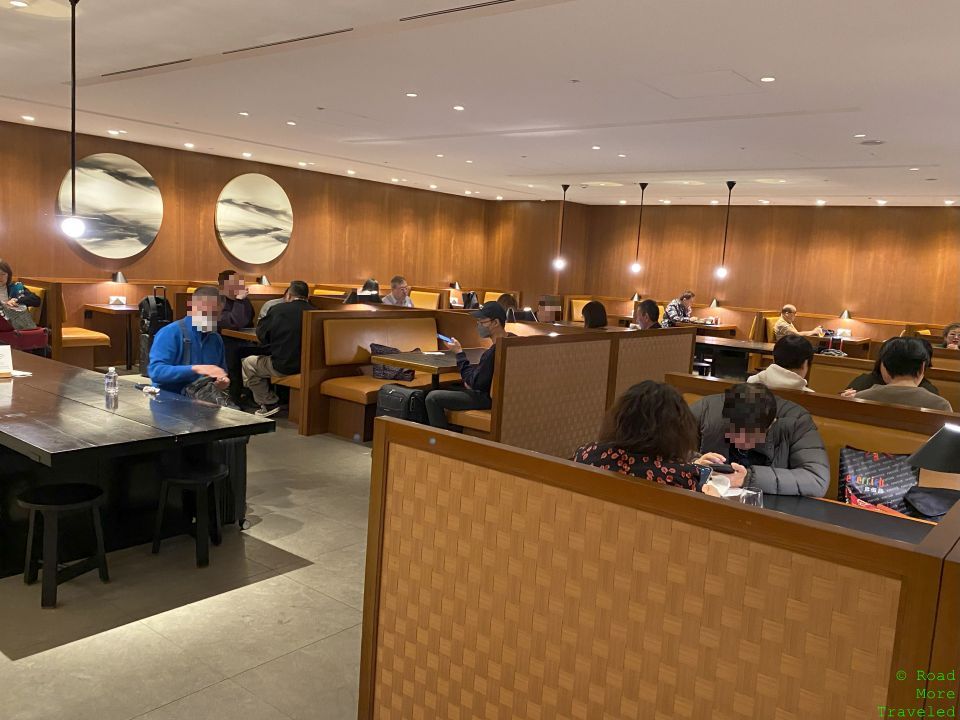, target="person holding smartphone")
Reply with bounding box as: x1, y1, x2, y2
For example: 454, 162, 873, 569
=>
425, 302, 508, 429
